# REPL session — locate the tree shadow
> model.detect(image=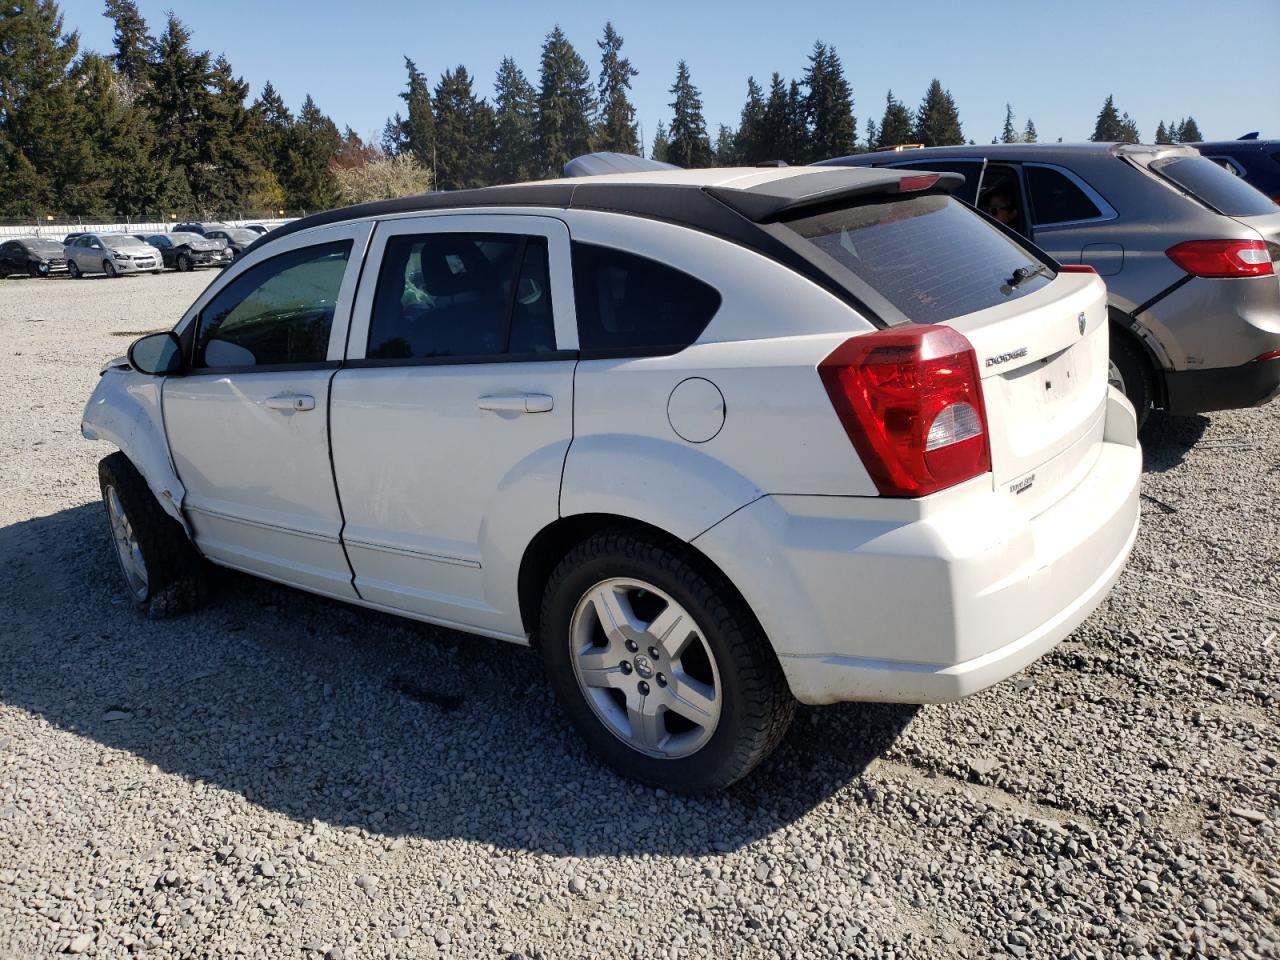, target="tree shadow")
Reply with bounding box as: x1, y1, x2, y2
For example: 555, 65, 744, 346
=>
0, 502, 914, 857
1141, 411, 1210, 474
